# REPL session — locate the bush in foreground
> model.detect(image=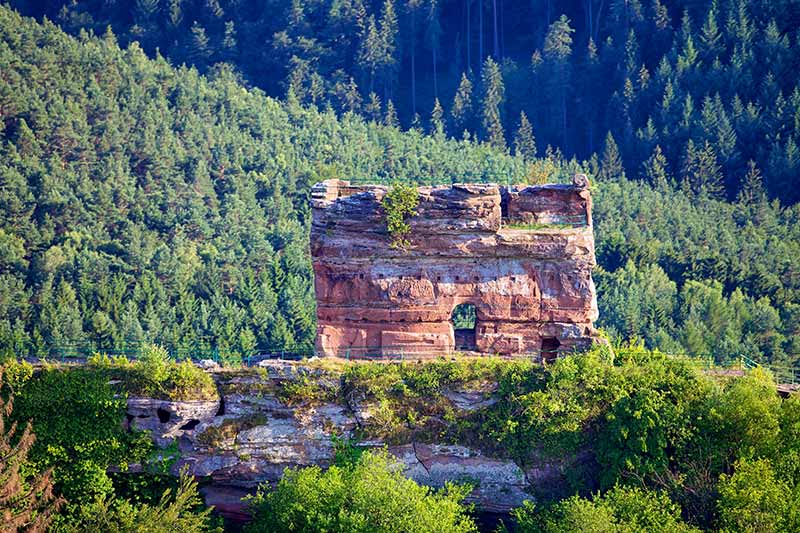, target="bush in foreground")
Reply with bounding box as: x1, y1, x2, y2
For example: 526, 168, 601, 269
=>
245, 450, 478, 533
510, 485, 699, 533
58, 470, 221, 533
